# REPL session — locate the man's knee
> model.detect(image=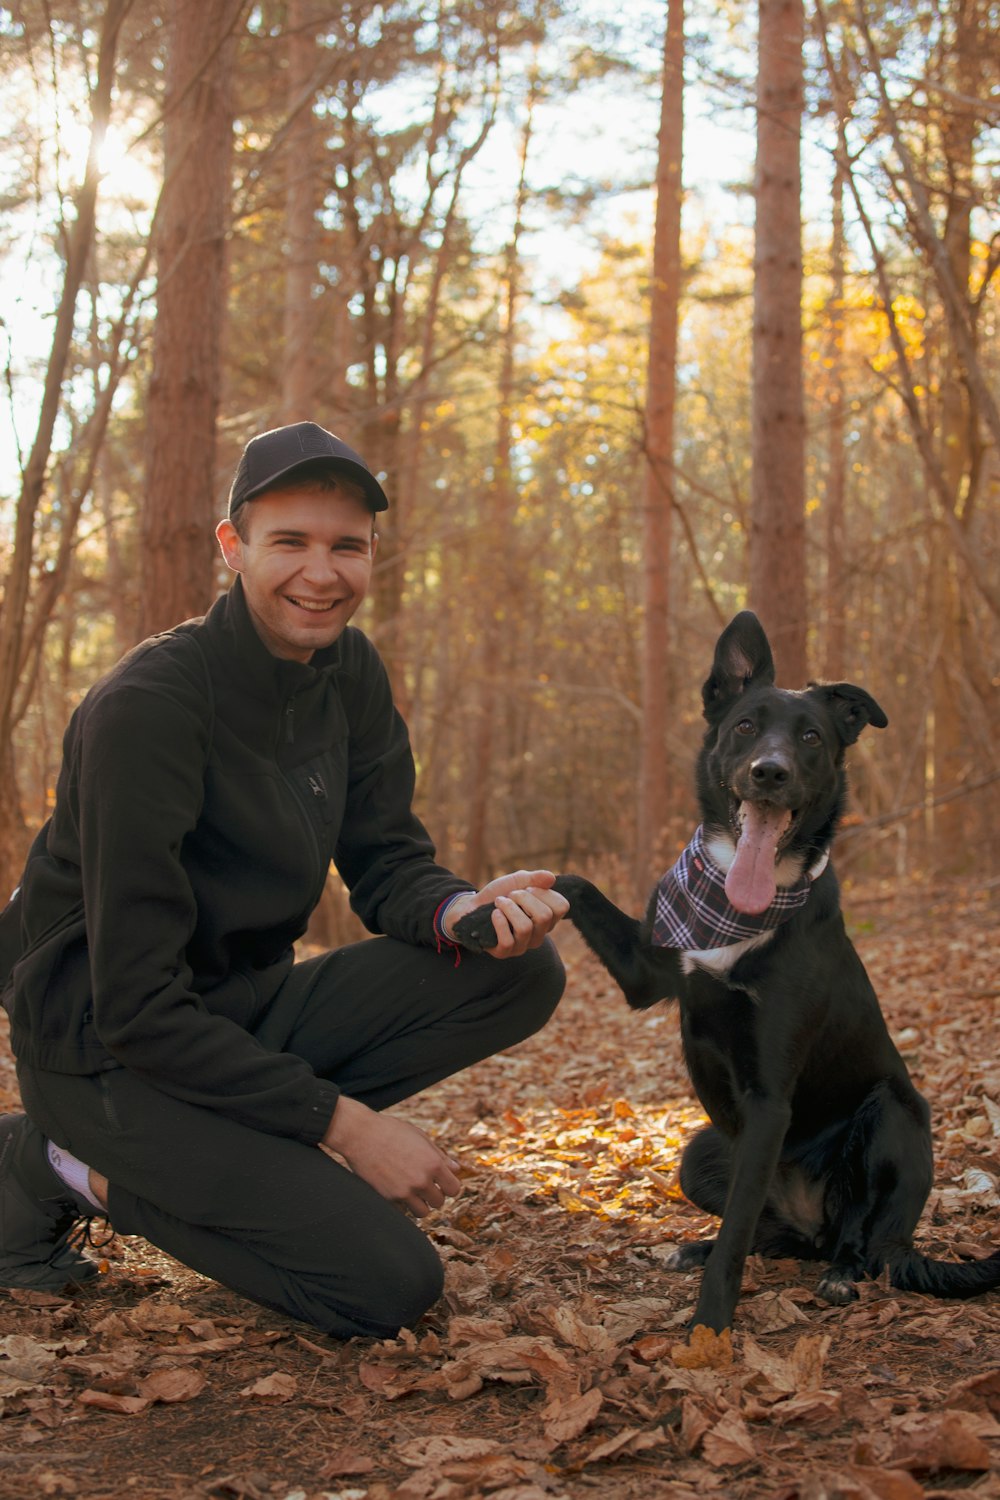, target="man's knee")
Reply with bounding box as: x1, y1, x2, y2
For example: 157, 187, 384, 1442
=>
307, 1219, 445, 1338
500, 937, 565, 1044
